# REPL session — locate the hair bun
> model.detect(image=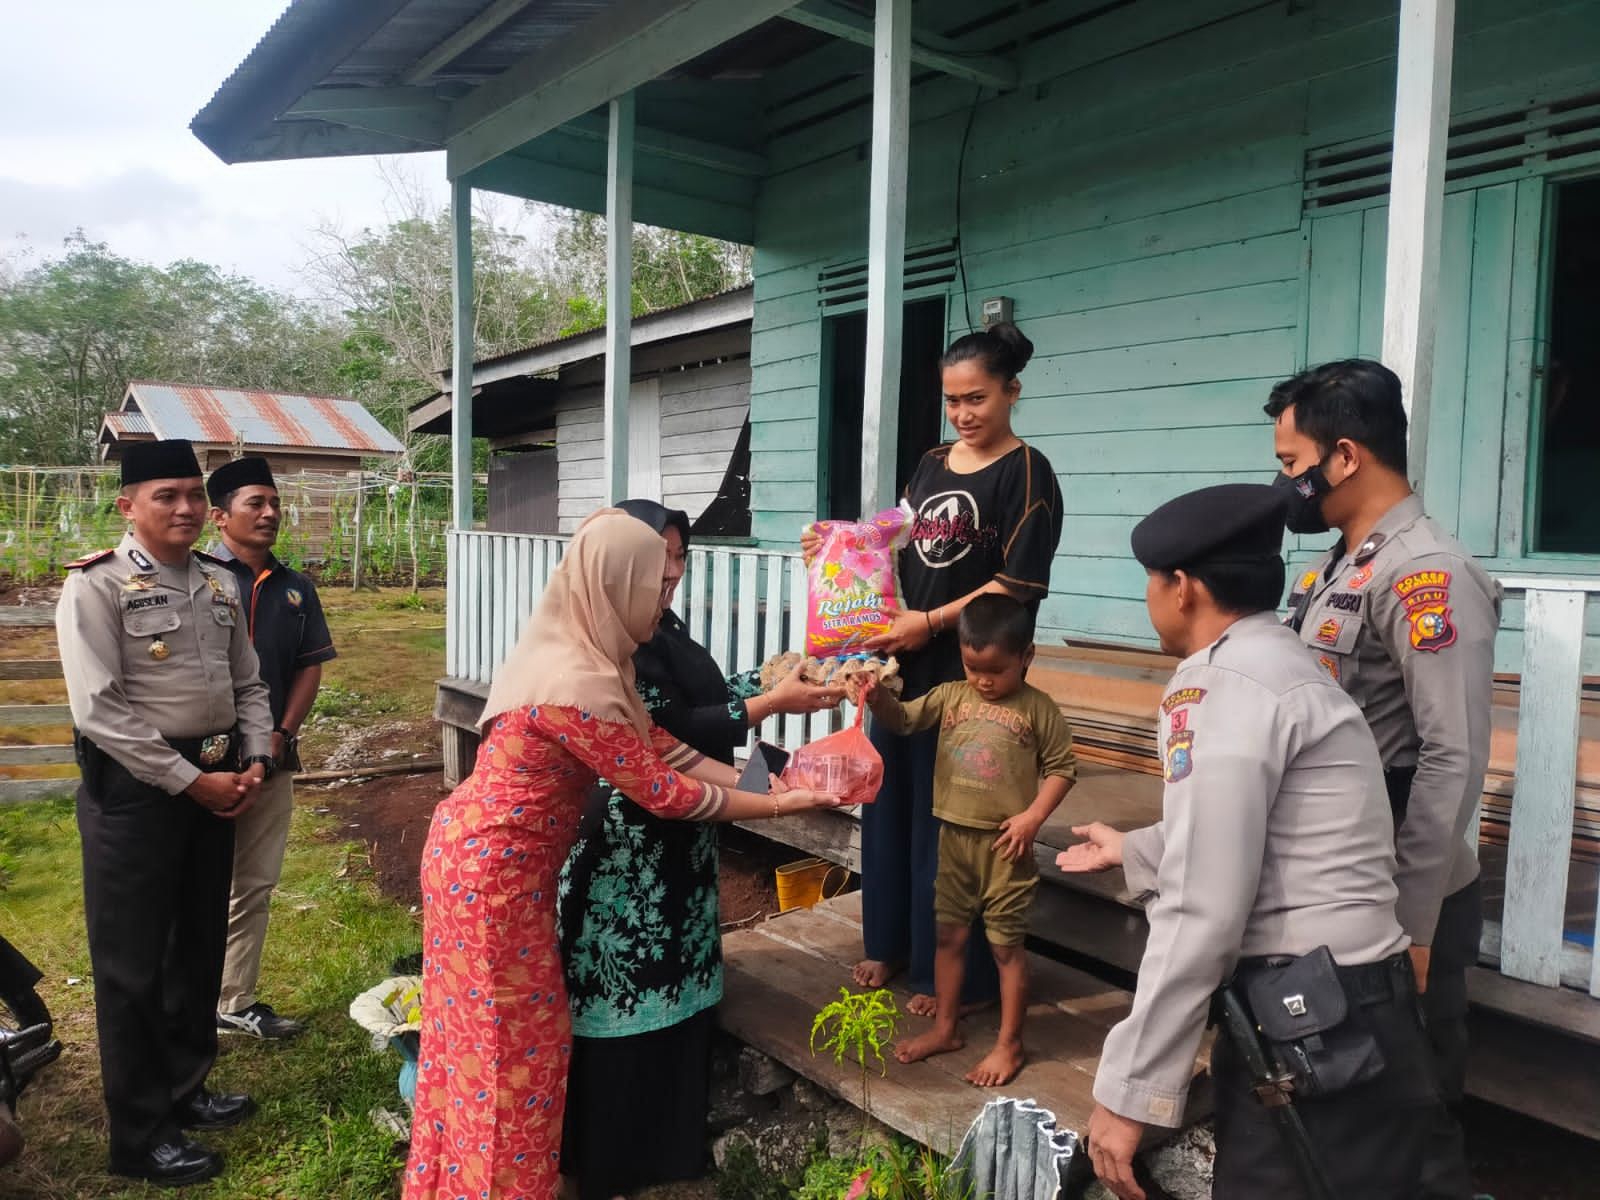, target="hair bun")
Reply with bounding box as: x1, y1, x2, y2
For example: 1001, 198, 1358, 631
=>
987, 321, 1034, 375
